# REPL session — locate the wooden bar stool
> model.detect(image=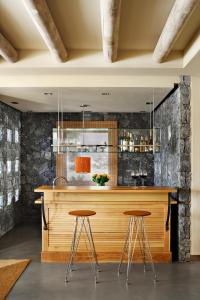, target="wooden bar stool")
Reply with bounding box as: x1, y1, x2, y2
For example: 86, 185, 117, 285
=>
65, 210, 100, 284
118, 210, 157, 284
